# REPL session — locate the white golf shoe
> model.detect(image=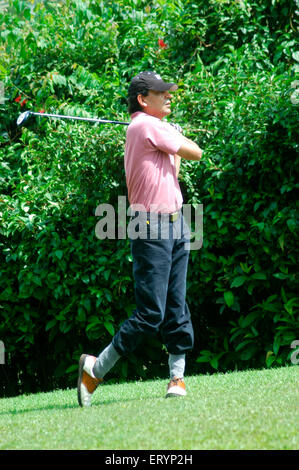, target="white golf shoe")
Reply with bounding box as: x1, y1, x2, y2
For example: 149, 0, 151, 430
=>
165, 377, 186, 398
77, 354, 103, 407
